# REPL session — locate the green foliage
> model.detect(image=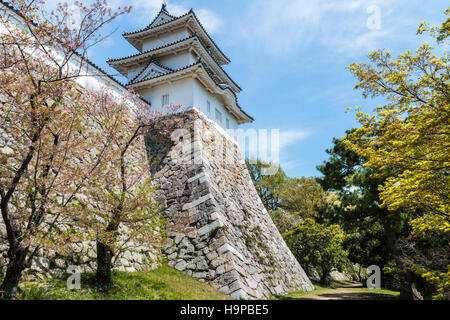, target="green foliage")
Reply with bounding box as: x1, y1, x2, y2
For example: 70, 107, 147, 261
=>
344, 7, 450, 228
19, 266, 229, 300
246, 159, 287, 210
343, 8, 450, 298
247, 160, 350, 283
397, 229, 450, 299
417, 7, 450, 42
278, 177, 327, 219
422, 267, 450, 300
247, 160, 327, 219
268, 209, 301, 235
316, 132, 401, 269
284, 219, 348, 284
